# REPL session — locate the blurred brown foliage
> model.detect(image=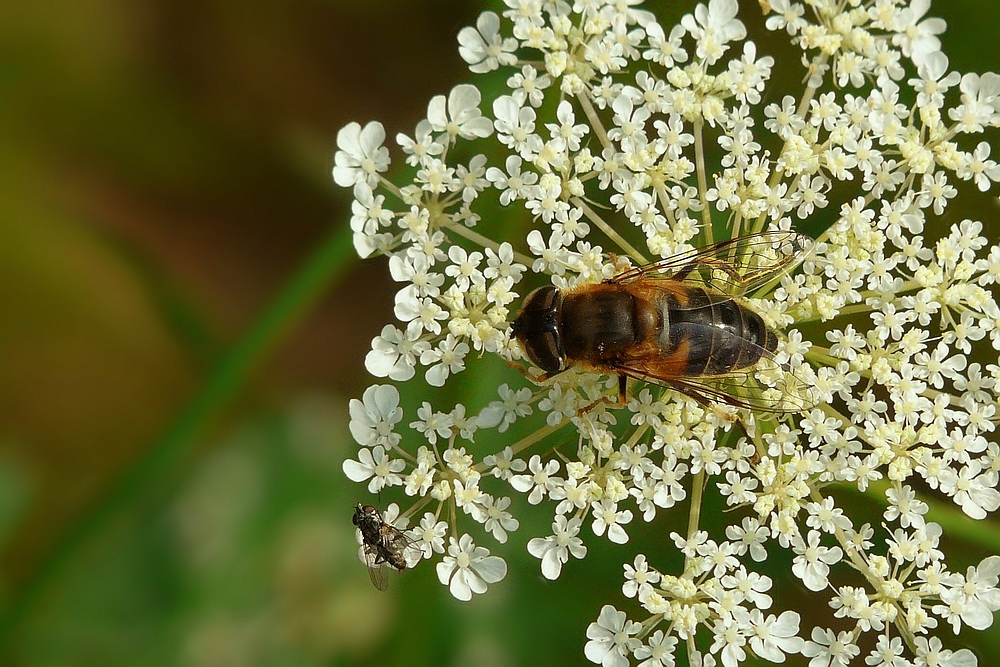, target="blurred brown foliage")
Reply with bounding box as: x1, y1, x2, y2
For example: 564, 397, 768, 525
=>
0, 0, 474, 593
